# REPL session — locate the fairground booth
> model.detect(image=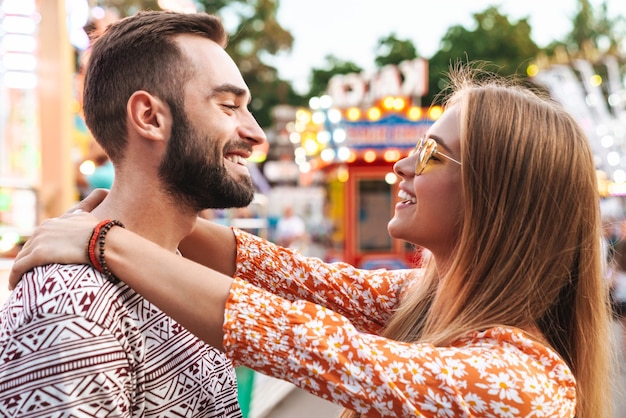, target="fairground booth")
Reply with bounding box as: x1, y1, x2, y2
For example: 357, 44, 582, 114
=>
1, 0, 77, 256
289, 58, 440, 268
1, 1, 121, 257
